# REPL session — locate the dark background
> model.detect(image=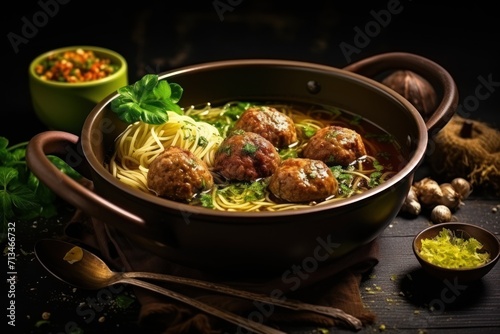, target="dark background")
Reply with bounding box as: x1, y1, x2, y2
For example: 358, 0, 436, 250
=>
3, 0, 499, 144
